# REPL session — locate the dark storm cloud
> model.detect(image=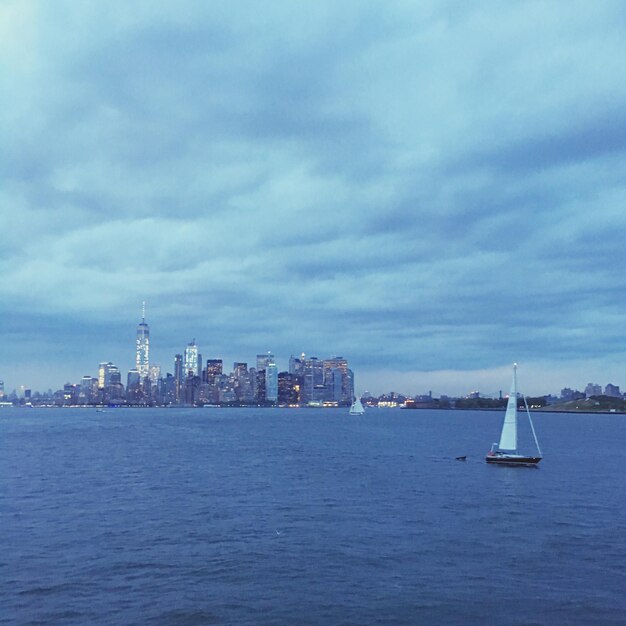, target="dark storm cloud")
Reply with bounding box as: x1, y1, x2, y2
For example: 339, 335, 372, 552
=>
2, 0, 626, 395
